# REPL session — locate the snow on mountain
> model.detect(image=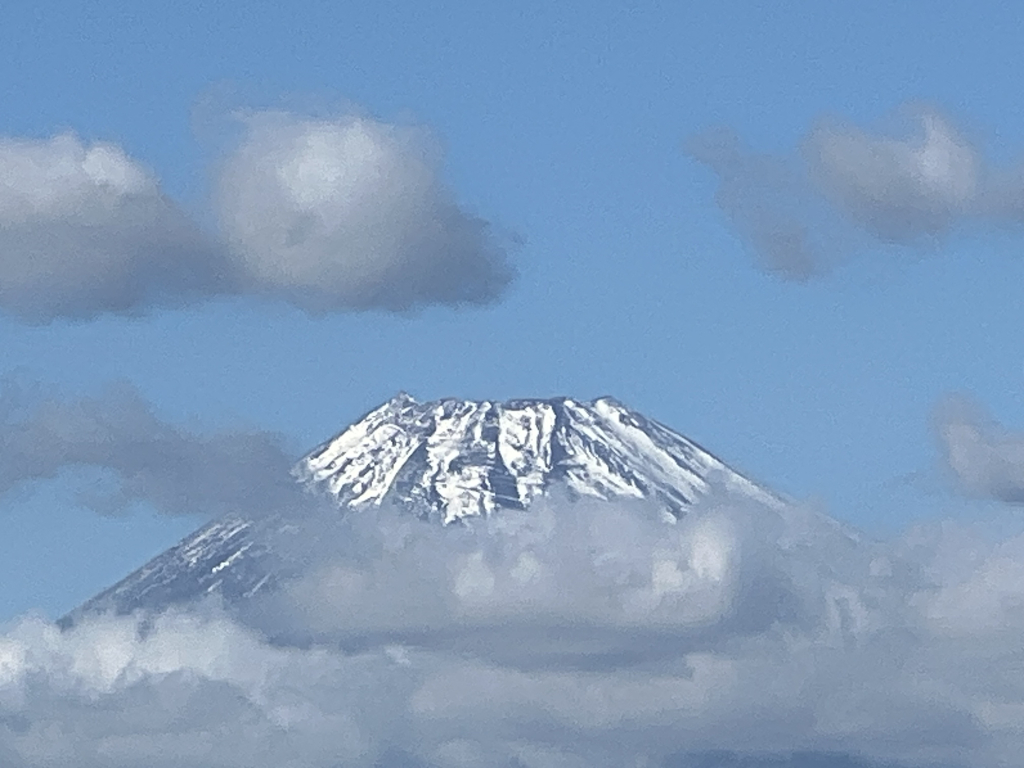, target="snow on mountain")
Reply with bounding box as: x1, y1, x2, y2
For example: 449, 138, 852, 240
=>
67, 393, 779, 621
298, 393, 776, 522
